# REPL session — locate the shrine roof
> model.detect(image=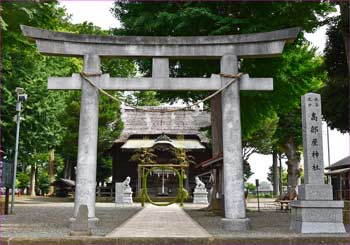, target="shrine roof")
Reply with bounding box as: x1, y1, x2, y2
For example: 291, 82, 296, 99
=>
114, 106, 210, 144
121, 138, 206, 150
325, 156, 350, 170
